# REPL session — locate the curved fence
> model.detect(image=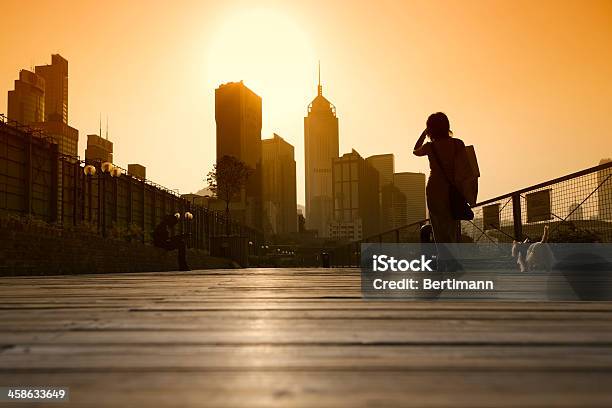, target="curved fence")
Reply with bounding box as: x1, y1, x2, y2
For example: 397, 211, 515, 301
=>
334, 160, 612, 266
